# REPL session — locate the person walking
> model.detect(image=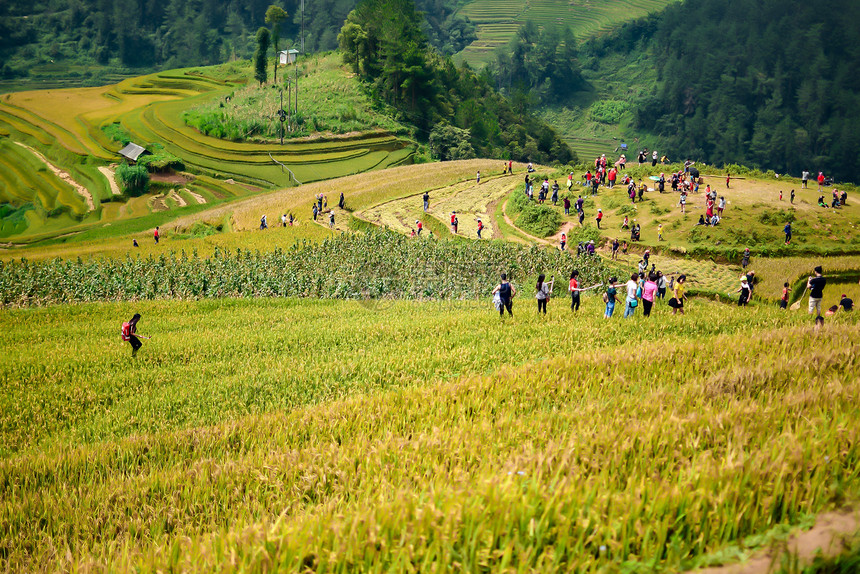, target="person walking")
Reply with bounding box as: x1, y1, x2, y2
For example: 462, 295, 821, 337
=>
328, 212, 335, 229
492, 273, 516, 318
790, 189, 795, 204
416, 220, 423, 236
596, 209, 603, 229
560, 233, 566, 251
569, 270, 583, 312
453, 215, 459, 235
535, 274, 552, 315
476, 171, 481, 184
153, 226, 160, 244
656, 271, 667, 299
641, 273, 658, 317
312, 204, 318, 221
742, 248, 751, 269
476, 218, 483, 239
652, 150, 658, 166
339, 192, 345, 209
604, 278, 618, 318
802, 170, 809, 189
807, 266, 826, 316
563, 196, 571, 215
623, 273, 639, 318
551, 181, 559, 204
784, 221, 792, 245
726, 173, 731, 188
260, 215, 268, 230
578, 209, 585, 226
668, 274, 687, 315
121, 313, 146, 357
423, 192, 430, 212
658, 223, 664, 241
611, 238, 620, 261
780, 282, 790, 309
